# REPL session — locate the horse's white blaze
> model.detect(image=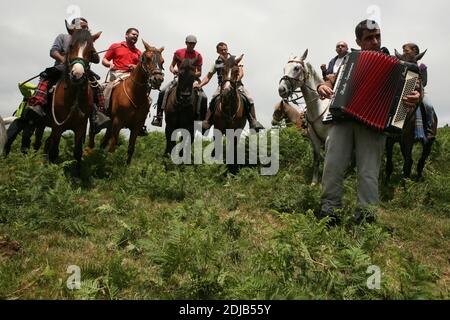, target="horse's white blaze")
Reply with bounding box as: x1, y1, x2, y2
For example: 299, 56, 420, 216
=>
71, 43, 87, 79
222, 68, 232, 93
